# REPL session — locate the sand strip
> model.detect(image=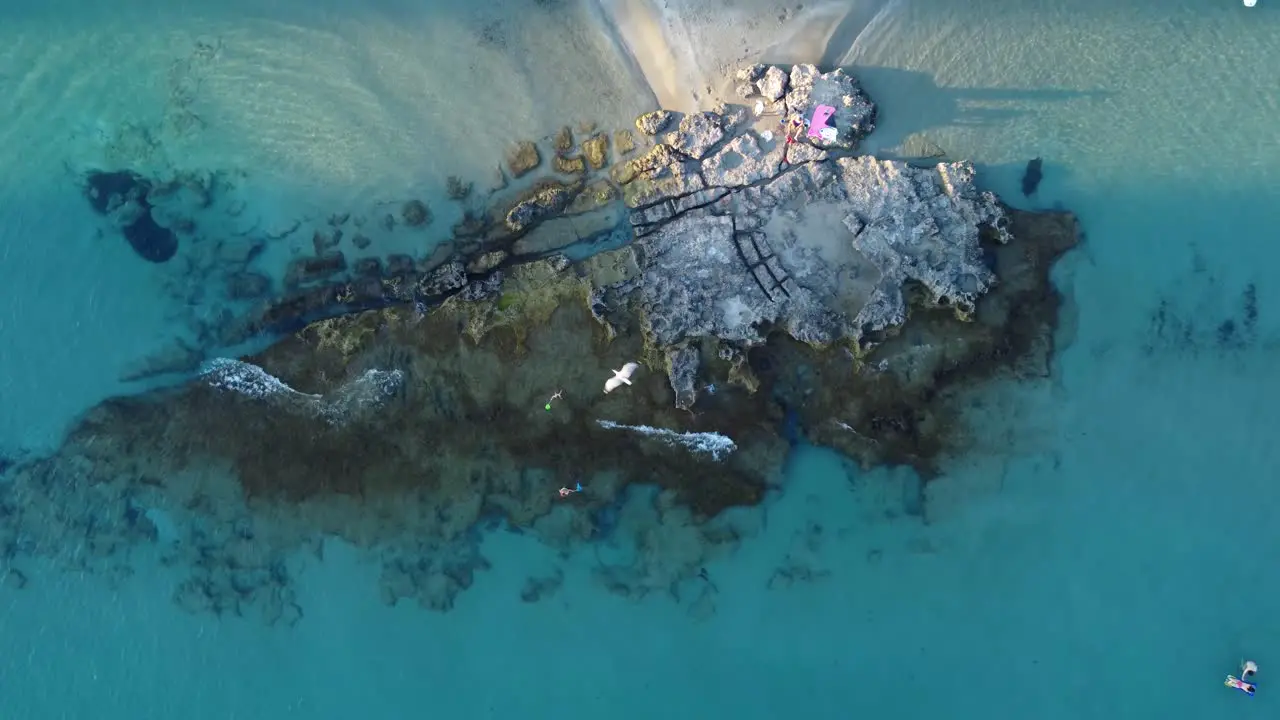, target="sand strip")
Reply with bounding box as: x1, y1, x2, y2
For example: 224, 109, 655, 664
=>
592, 0, 696, 112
